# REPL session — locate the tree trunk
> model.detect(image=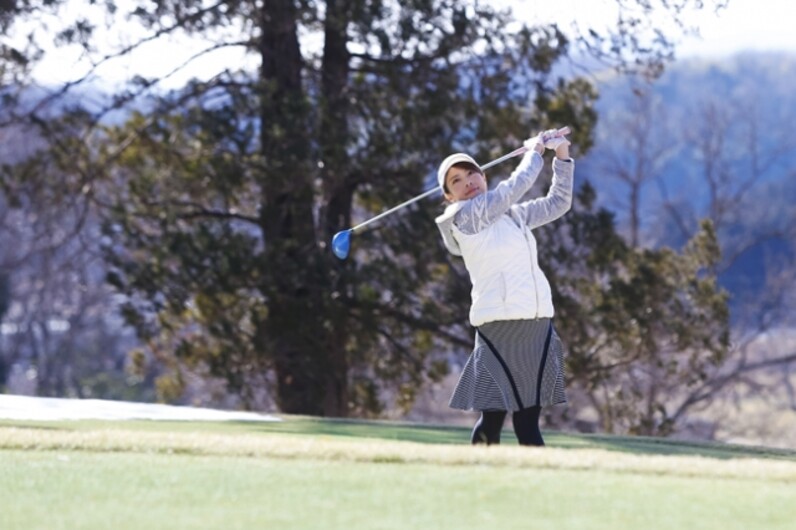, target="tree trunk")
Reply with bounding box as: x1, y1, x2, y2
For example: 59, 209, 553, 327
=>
318, 0, 352, 417
257, 0, 349, 416
259, 0, 317, 414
